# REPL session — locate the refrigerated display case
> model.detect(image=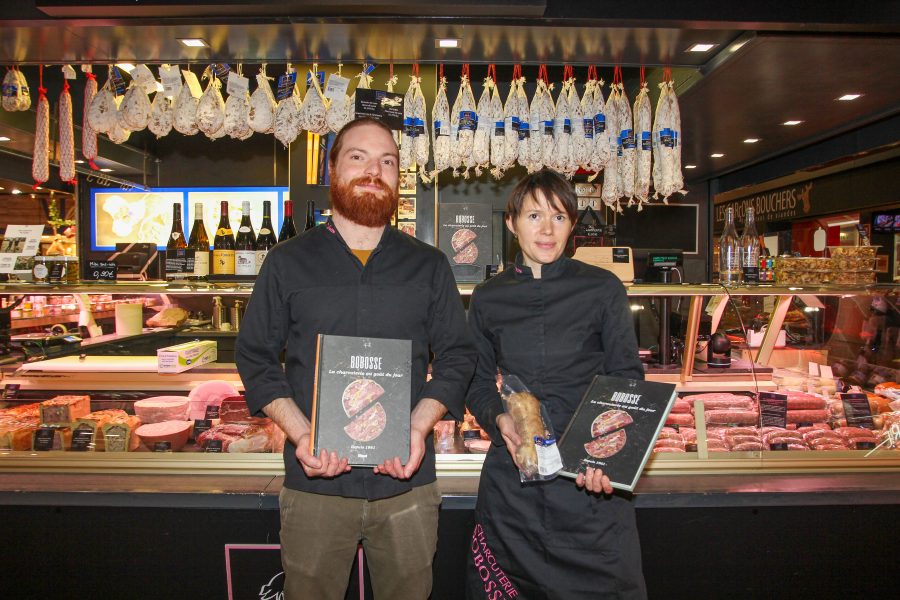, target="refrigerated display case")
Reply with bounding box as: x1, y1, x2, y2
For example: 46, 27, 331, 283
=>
1, 281, 897, 478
